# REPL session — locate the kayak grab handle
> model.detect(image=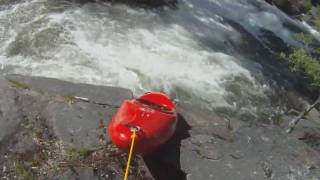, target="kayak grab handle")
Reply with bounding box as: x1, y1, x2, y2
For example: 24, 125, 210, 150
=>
135, 98, 174, 114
